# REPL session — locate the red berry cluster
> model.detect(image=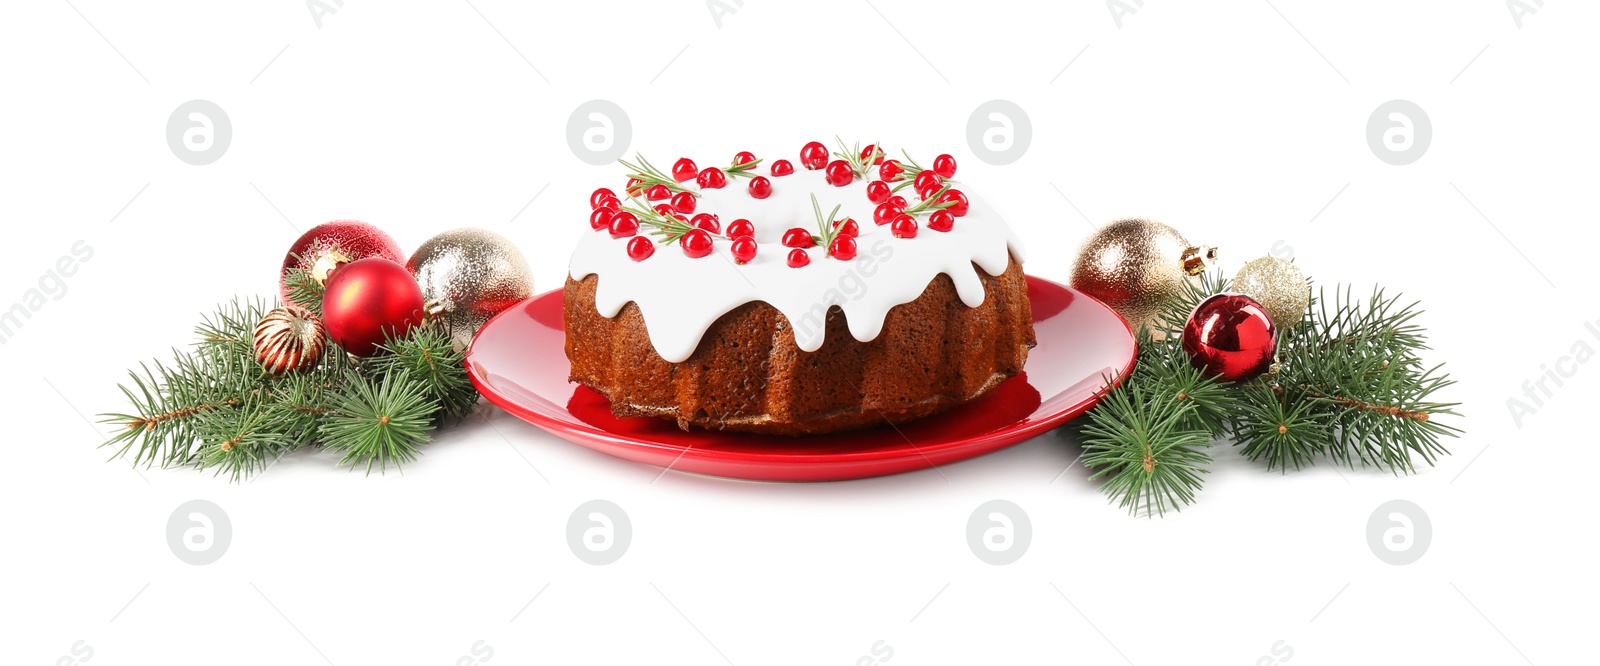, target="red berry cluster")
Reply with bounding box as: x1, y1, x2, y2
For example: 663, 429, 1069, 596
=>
595, 143, 973, 266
